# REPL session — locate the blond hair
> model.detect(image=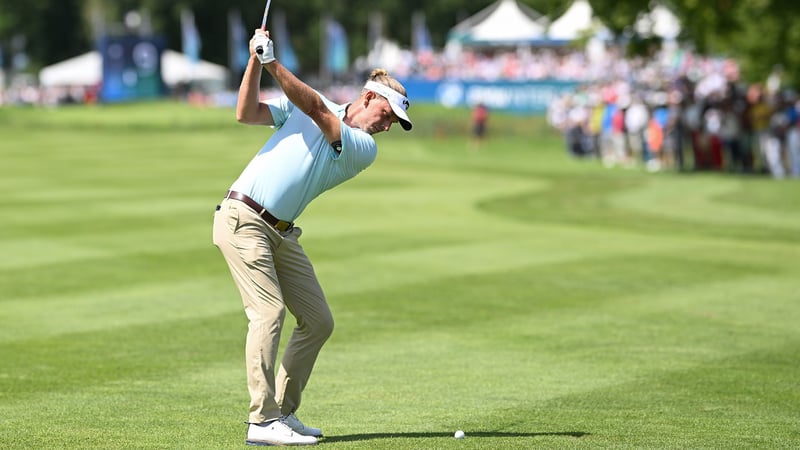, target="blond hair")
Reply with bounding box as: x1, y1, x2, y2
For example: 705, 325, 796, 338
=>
363, 68, 408, 97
